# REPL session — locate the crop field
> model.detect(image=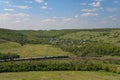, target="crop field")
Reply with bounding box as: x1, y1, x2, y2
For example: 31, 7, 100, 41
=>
0, 42, 73, 58
0, 71, 120, 80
